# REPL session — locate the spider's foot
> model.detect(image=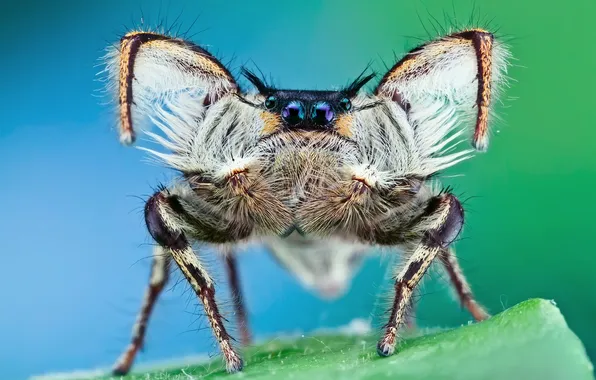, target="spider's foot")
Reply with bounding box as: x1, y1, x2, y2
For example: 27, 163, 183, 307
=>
466, 299, 491, 322
220, 339, 245, 373
376, 327, 398, 357
224, 353, 244, 373
376, 339, 396, 357
112, 366, 130, 377
112, 361, 132, 377
111, 348, 136, 376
